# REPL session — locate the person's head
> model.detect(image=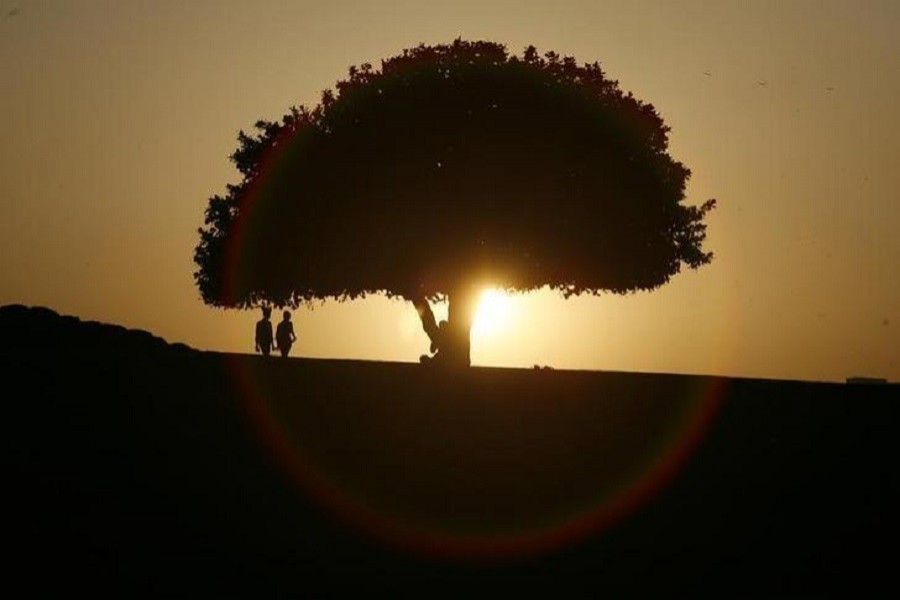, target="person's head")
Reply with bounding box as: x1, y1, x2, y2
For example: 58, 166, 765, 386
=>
283, 310, 291, 321
262, 306, 271, 319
